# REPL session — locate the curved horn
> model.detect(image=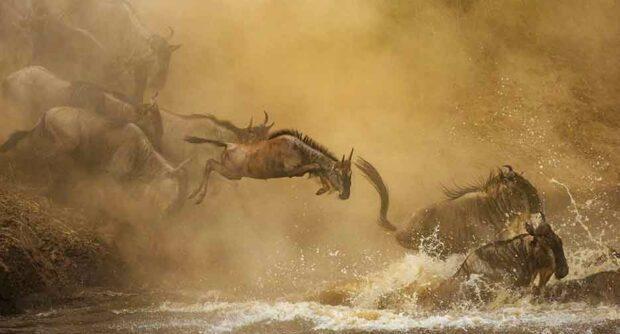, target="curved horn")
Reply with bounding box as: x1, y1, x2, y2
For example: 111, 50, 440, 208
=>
355, 157, 397, 232
166, 26, 175, 40
263, 111, 269, 124
502, 165, 514, 172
